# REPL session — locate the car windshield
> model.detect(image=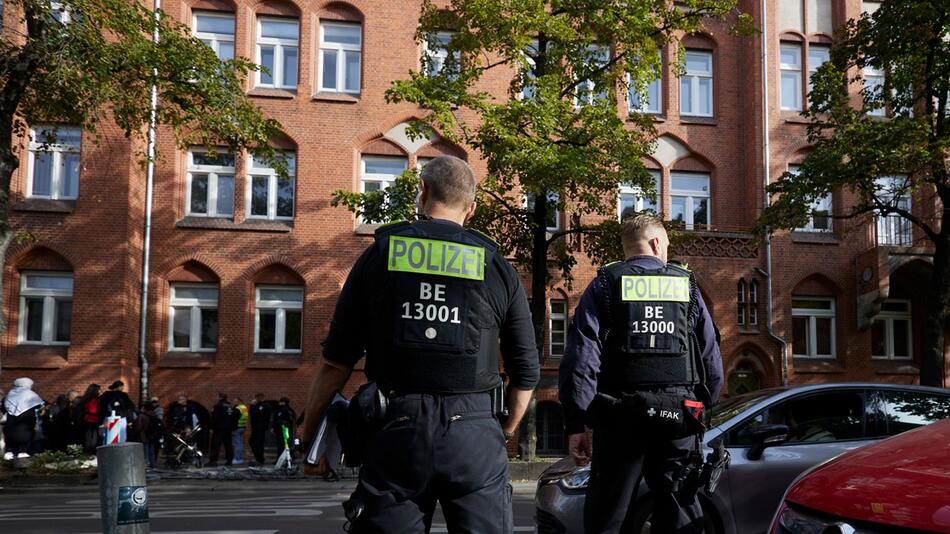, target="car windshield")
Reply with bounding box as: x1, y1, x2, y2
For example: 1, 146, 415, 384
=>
707, 389, 782, 428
